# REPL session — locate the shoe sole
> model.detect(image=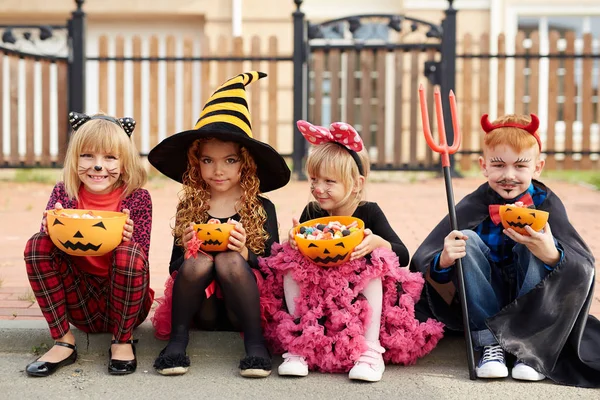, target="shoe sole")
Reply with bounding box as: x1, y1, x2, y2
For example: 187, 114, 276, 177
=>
156, 366, 189, 376
108, 369, 136, 376
348, 372, 383, 382
278, 369, 308, 377
240, 368, 272, 378
476, 369, 508, 379
512, 371, 545, 381
26, 357, 77, 377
